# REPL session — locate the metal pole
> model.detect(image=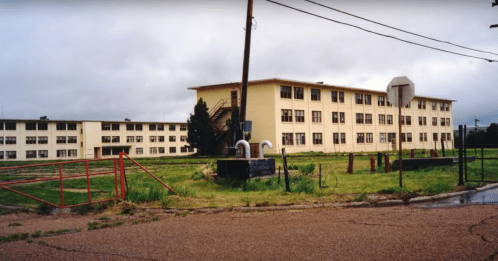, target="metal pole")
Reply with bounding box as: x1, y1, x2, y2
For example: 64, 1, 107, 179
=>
481, 145, 484, 182
239, 0, 253, 125
319, 164, 322, 188
458, 125, 464, 186
398, 88, 403, 188
464, 125, 467, 182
